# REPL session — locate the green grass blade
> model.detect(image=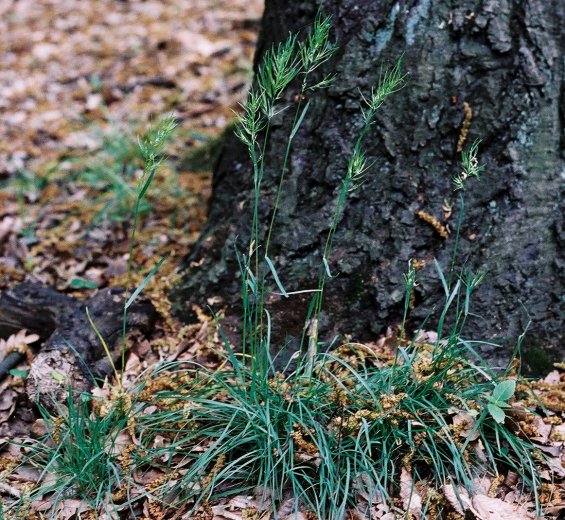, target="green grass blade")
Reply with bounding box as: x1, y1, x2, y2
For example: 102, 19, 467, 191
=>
433, 258, 449, 297
265, 255, 289, 297
289, 100, 311, 140
125, 255, 167, 309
